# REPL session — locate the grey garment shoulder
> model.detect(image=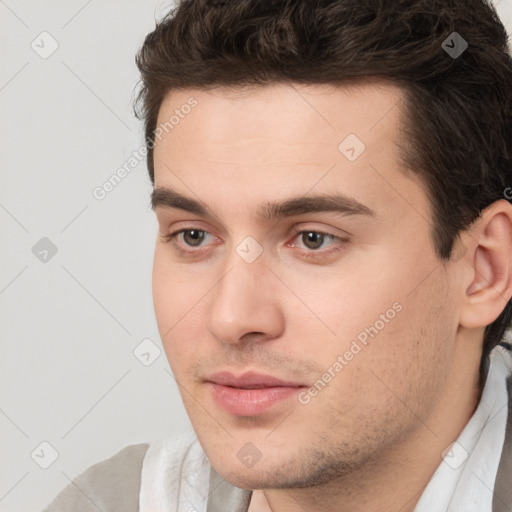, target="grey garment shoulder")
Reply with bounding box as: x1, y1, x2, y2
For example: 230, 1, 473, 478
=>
42, 443, 149, 512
